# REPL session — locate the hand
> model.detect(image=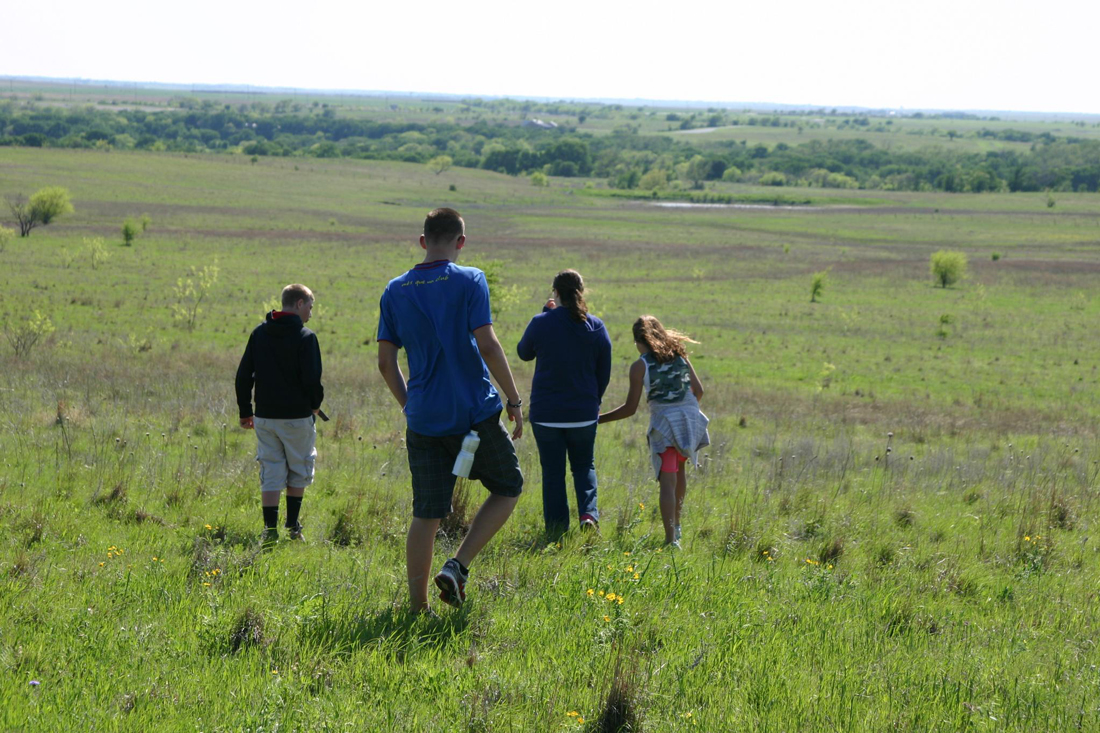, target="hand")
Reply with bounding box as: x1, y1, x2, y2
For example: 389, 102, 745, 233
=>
545, 298, 557, 310
240, 417, 254, 429
312, 409, 320, 415
506, 403, 523, 440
